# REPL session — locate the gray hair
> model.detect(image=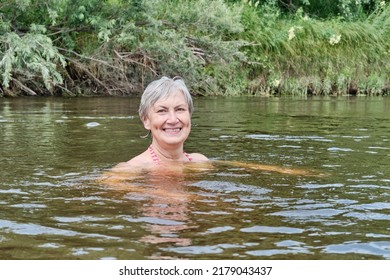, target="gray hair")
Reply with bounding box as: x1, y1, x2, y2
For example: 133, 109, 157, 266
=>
138, 76, 194, 121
